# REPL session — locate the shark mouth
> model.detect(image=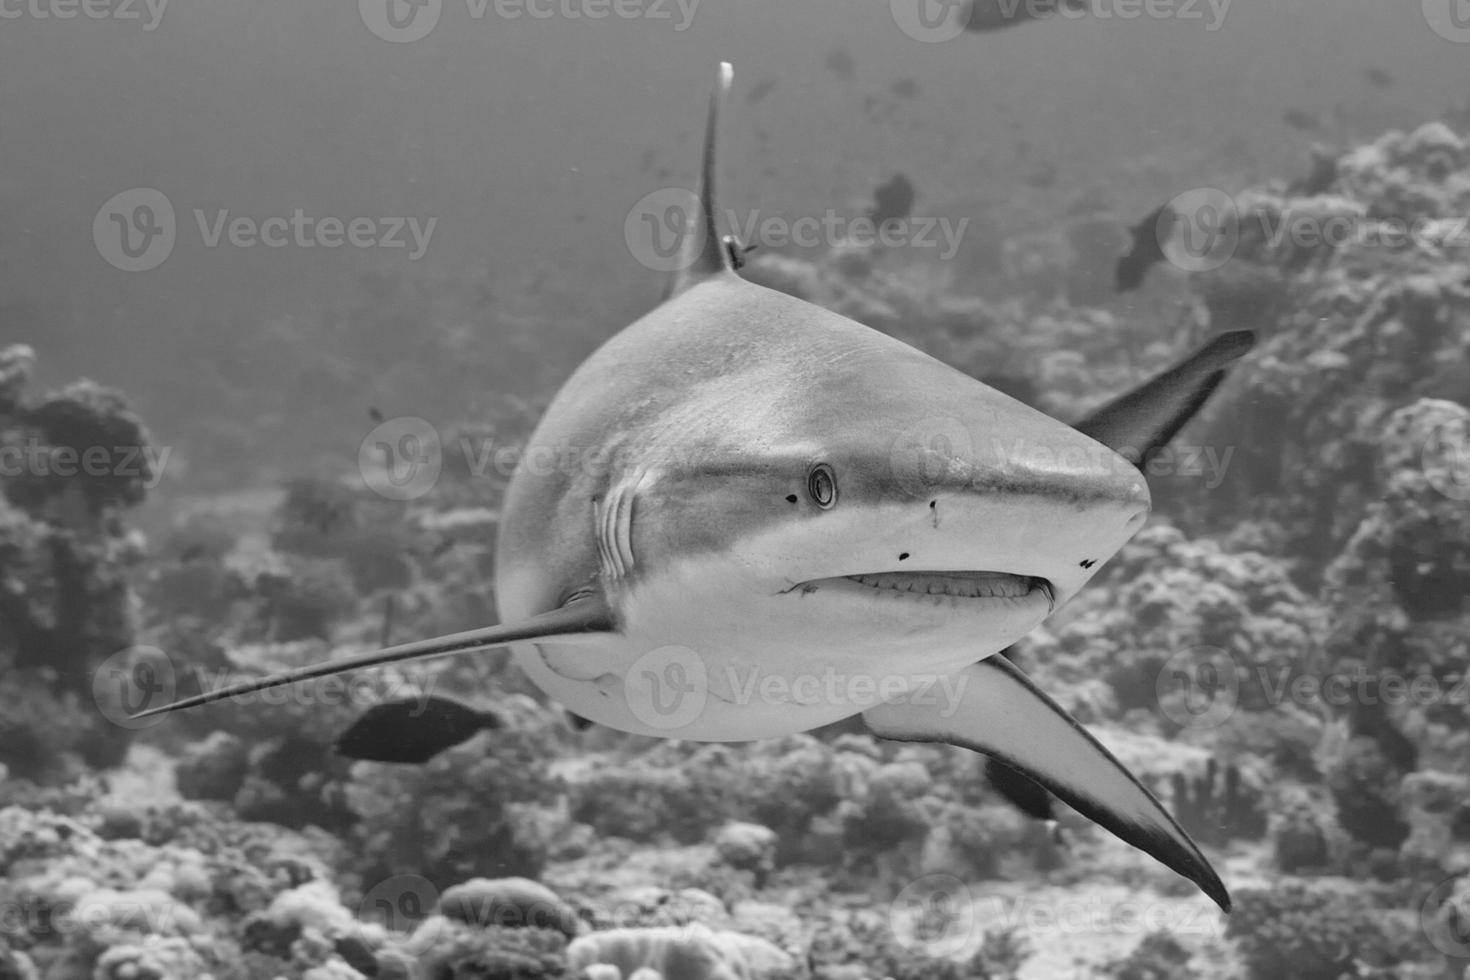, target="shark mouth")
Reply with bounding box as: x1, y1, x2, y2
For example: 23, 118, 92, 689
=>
791, 571, 1056, 610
